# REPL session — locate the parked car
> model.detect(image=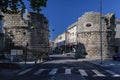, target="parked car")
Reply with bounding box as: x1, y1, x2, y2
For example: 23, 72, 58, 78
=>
113, 53, 120, 61
66, 51, 75, 57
